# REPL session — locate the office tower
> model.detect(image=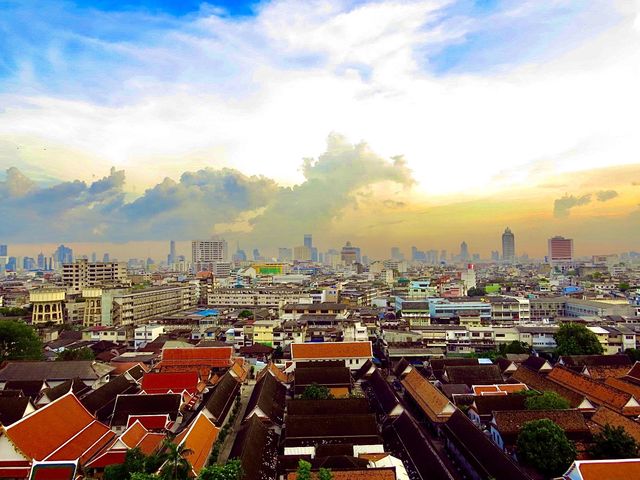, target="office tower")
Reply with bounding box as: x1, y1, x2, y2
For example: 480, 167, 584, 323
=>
341, 241, 360, 265
37, 253, 45, 270
491, 250, 500, 262
23, 257, 35, 270
293, 245, 312, 261
103, 253, 110, 262
548, 236, 574, 264
460, 241, 469, 262
391, 247, 403, 261
6, 257, 16, 271
278, 248, 292, 262
91, 252, 97, 262
168, 240, 176, 265
304, 234, 313, 249
54, 244, 73, 265
440, 250, 447, 264
0, 245, 7, 256
502, 227, 515, 263
191, 238, 228, 272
